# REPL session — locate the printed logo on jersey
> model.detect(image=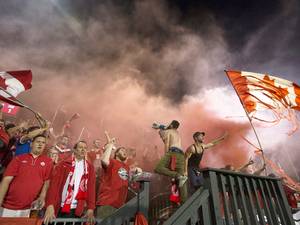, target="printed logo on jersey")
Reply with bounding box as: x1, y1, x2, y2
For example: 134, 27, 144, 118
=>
118, 167, 128, 180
